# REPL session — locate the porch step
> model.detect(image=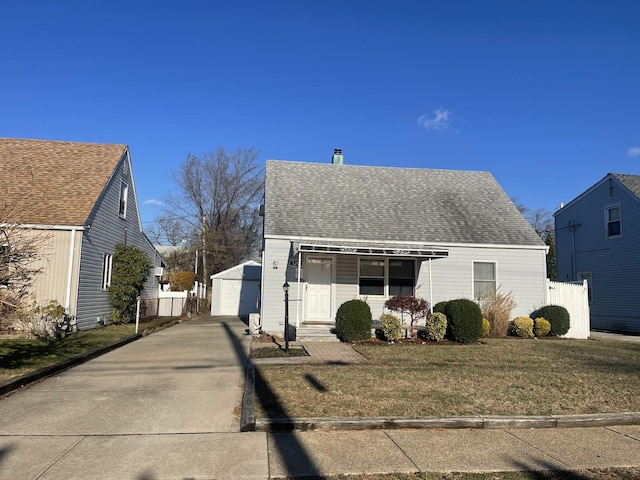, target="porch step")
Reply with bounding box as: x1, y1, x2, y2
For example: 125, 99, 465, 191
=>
295, 325, 339, 342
